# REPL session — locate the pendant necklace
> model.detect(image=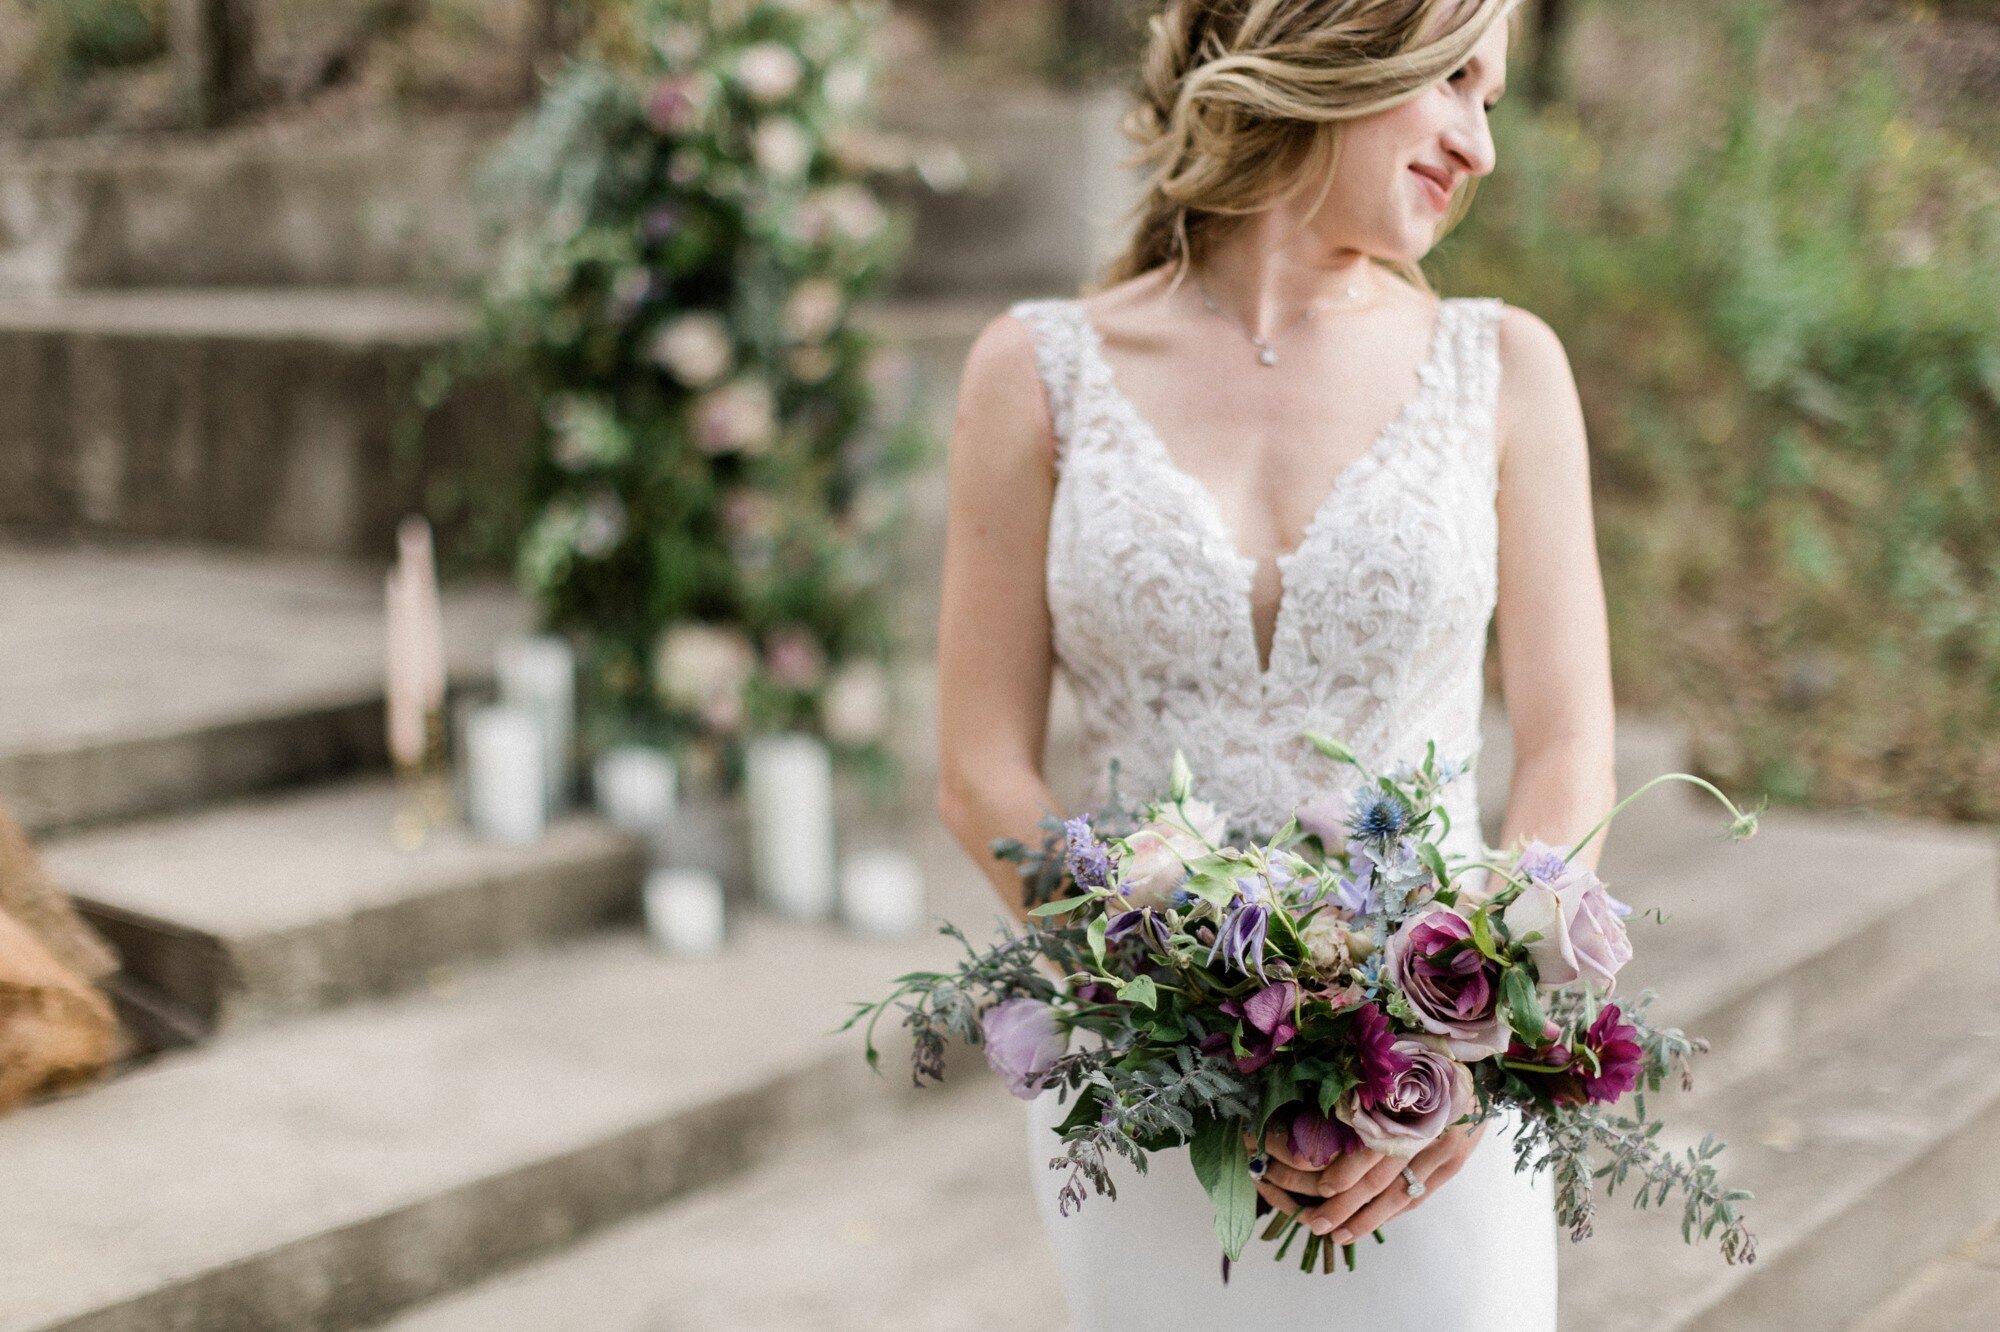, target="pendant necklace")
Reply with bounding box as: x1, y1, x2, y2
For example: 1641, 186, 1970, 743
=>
1193, 272, 1369, 367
